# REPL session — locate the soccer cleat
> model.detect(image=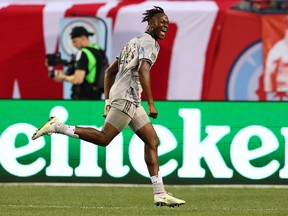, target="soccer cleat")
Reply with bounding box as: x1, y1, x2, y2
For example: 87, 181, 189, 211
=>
154, 192, 186, 207
31, 117, 61, 140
